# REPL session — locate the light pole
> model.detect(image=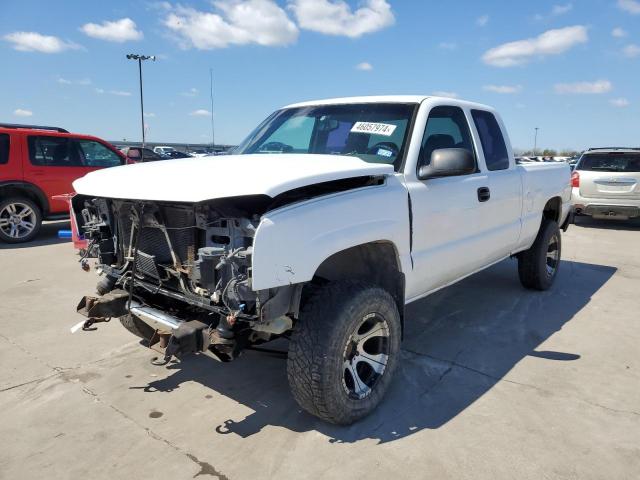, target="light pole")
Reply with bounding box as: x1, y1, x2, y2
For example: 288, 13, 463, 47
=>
209, 68, 215, 150
533, 127, 539, 157
126, 54, 155, 154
